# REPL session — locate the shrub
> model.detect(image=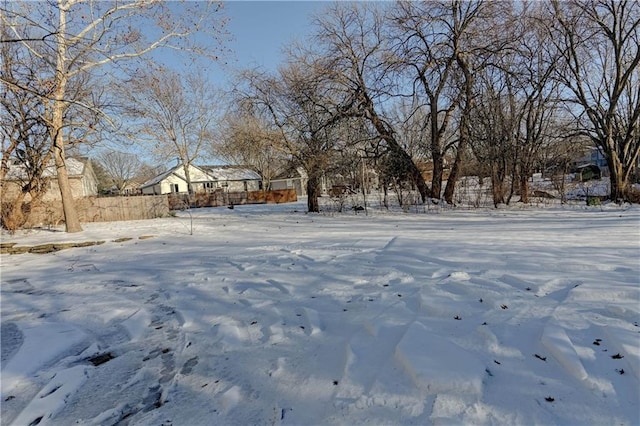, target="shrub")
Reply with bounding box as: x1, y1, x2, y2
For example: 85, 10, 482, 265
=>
626, 186, 640, 204
586, 196, 602, 206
